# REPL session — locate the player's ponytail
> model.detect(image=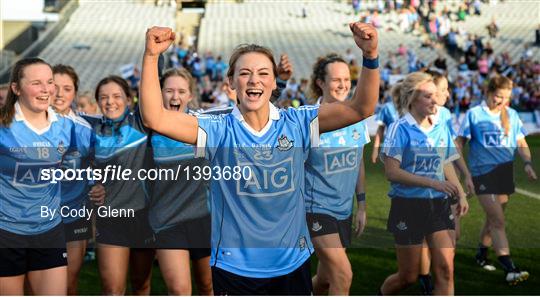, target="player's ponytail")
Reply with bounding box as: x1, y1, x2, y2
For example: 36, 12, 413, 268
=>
487, 76, 513, 135
391, 72, 433, 116
0, 58, 51, 127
